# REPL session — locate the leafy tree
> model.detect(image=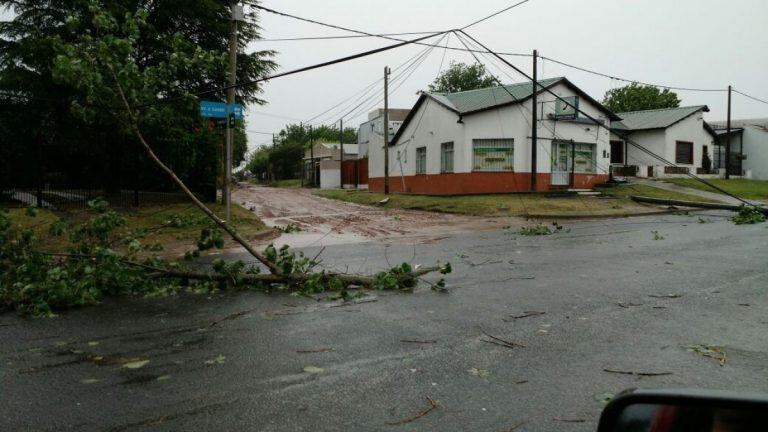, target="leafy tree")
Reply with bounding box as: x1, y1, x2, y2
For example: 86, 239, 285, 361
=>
0, 0, 276, 198
602, 83, 681, 113
428, 61, 498, 93
247, 123, 357, 181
